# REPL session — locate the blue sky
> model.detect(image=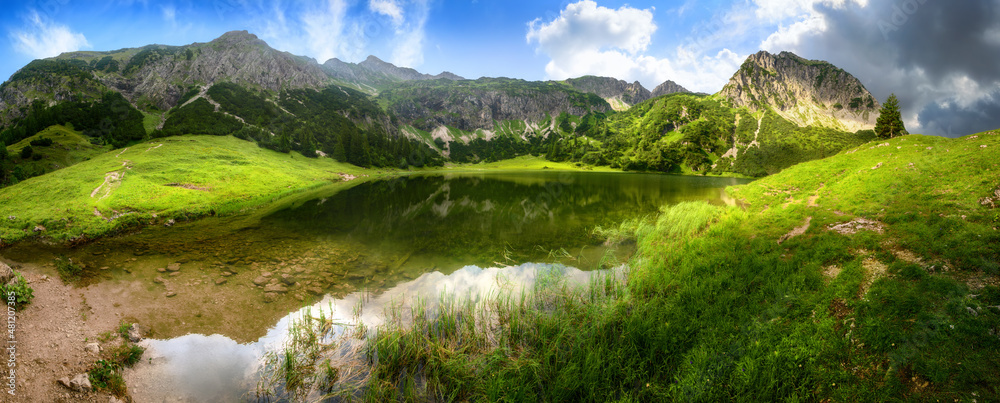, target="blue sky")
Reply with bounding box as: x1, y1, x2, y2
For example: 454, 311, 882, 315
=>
3, 0, 1000, 137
